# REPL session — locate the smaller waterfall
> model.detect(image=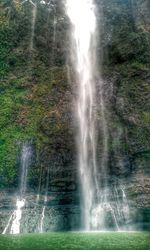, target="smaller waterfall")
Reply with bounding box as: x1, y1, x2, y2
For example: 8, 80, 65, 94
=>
2, 214, 14, 235
49, 14, 57, 83
10, 142, 32, 234
3, 142, 32, 234
20, 142, 32, 197
120, 187, 131, 229
39, 167, 50, 233
111, 128, 131, 230
21, 0, 37, 52
39, 197, 47, 233
50, 16, 57, 66
121, 188, 130, 220
10, 199, 25, 234
36, 166, 43, 204
30, 3, 37, 51
110, 185, 131, 231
